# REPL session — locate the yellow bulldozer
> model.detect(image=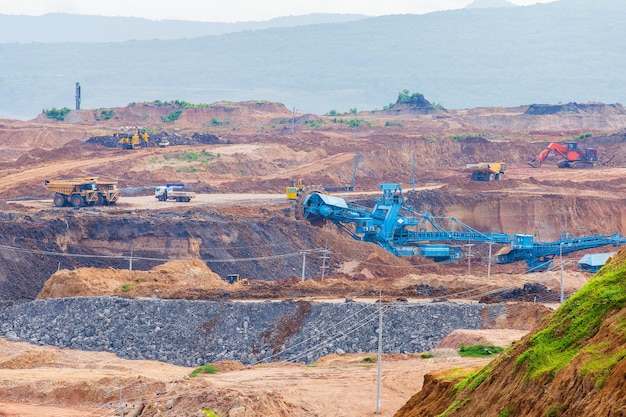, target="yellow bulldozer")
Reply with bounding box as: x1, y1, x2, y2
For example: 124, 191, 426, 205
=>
116, 129, 149, 149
